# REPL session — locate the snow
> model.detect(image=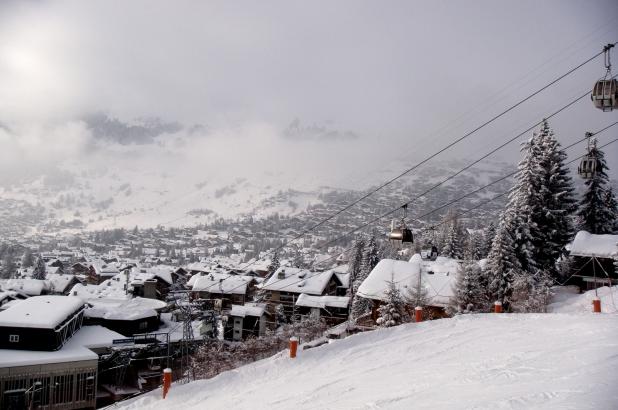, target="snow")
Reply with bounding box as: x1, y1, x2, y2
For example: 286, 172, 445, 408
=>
0, 326, 115, 368
85, 297, 166, 321
0, 295, 84, 329
262, 267, 335, 295
229, 303, 266, 318
548, 285, 618, 314
357, 255, 459, 307
46, 273, 76, 293
192, 272, 253, 295
69, 325, 125, 349
0, 278, 49, 296
295, 294, 349, 309
569, 230, 618, 258
117, 313, 618, 410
